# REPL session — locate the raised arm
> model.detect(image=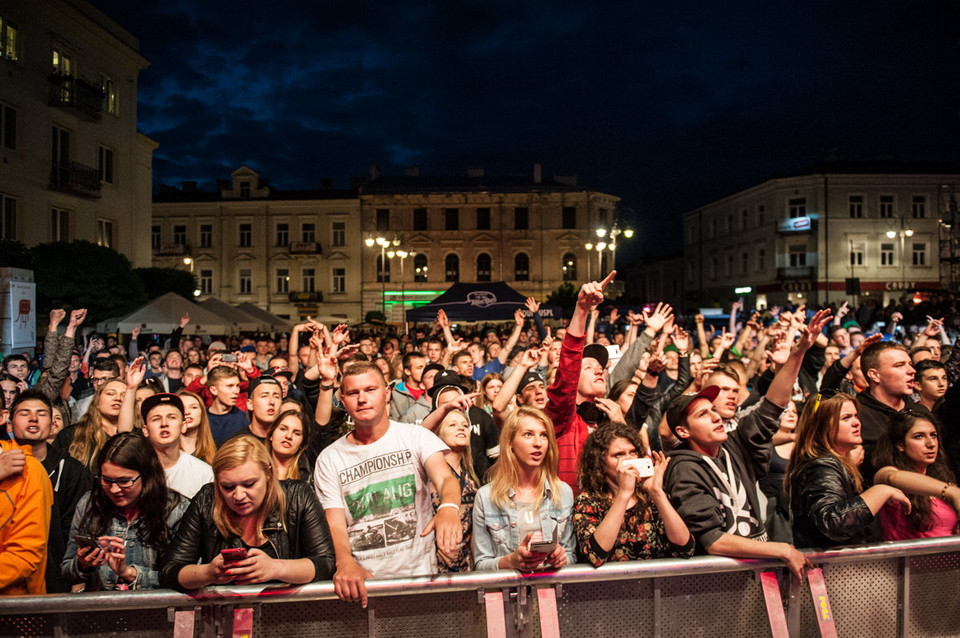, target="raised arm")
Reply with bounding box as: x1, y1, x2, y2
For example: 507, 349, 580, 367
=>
765, 309, 831, 408
499, 309, 525, 364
